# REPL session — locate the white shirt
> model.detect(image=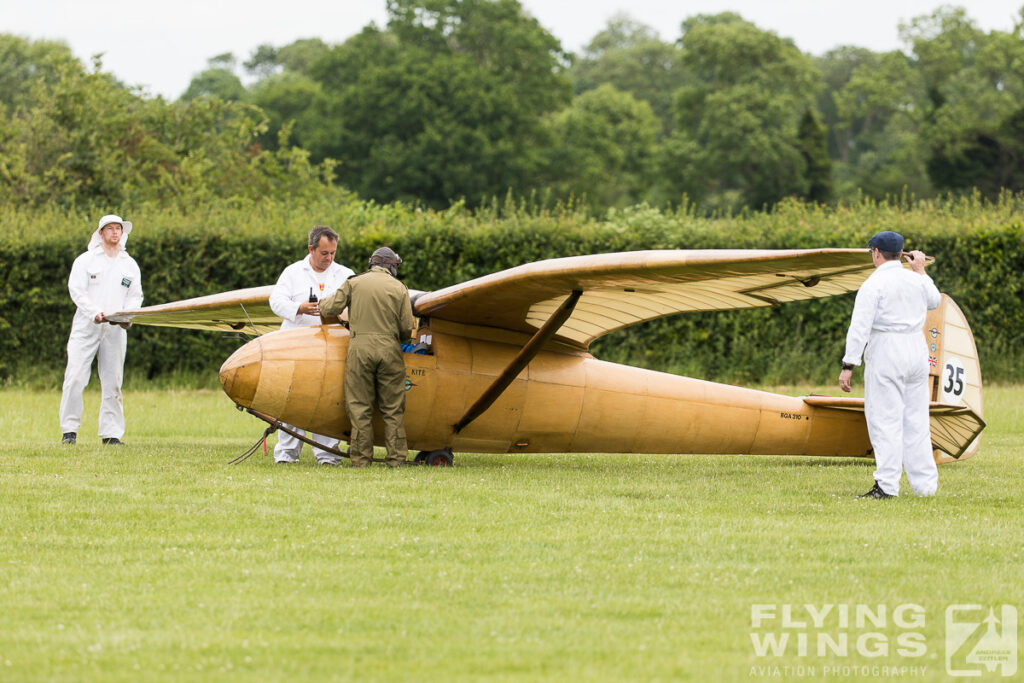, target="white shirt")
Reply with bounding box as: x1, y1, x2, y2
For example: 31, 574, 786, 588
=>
68, 248, 143, 322
270, 255, 354, 330
843, 260, 941, 366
